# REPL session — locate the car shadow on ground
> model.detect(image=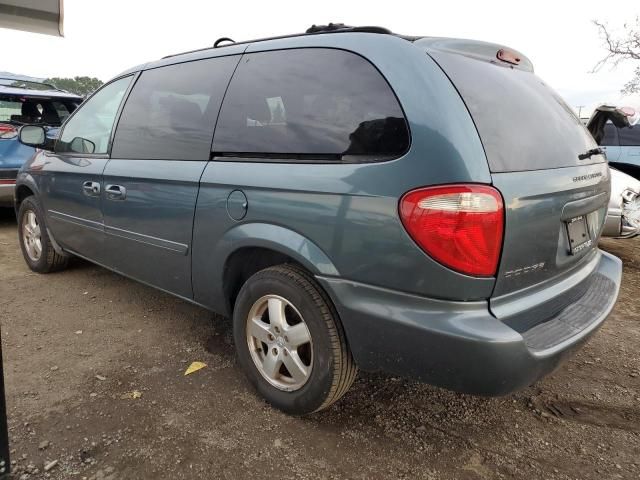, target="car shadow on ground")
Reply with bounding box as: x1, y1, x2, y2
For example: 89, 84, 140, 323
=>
0, 207, 15, 226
